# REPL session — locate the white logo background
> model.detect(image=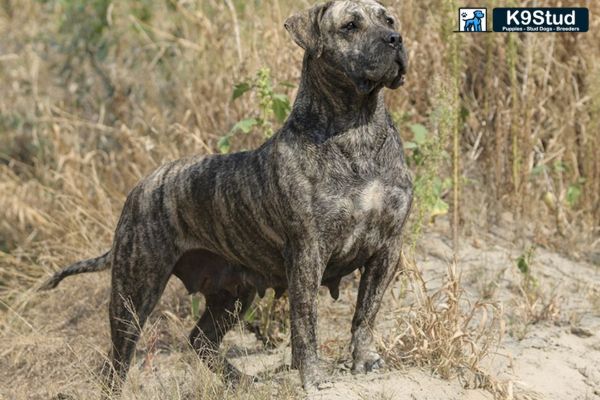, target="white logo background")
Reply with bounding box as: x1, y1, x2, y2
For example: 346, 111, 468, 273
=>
458, 8, 487, 32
